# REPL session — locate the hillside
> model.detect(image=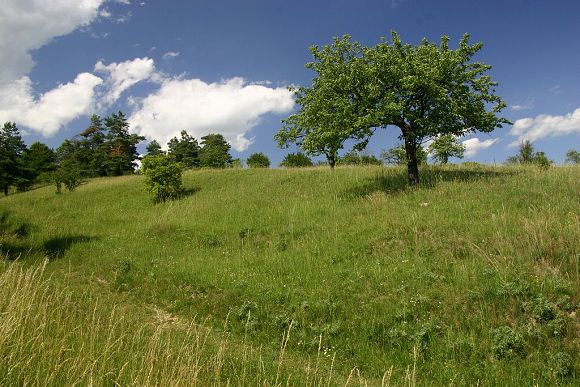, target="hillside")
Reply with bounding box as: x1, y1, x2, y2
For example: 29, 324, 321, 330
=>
1, 165, 579, 385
